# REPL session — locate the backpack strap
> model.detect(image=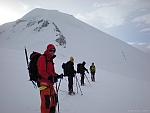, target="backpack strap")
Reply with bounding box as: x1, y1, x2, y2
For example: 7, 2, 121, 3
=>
43, 54, 48, 71
37, 54, 48, 83
42, 54, 53, 75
